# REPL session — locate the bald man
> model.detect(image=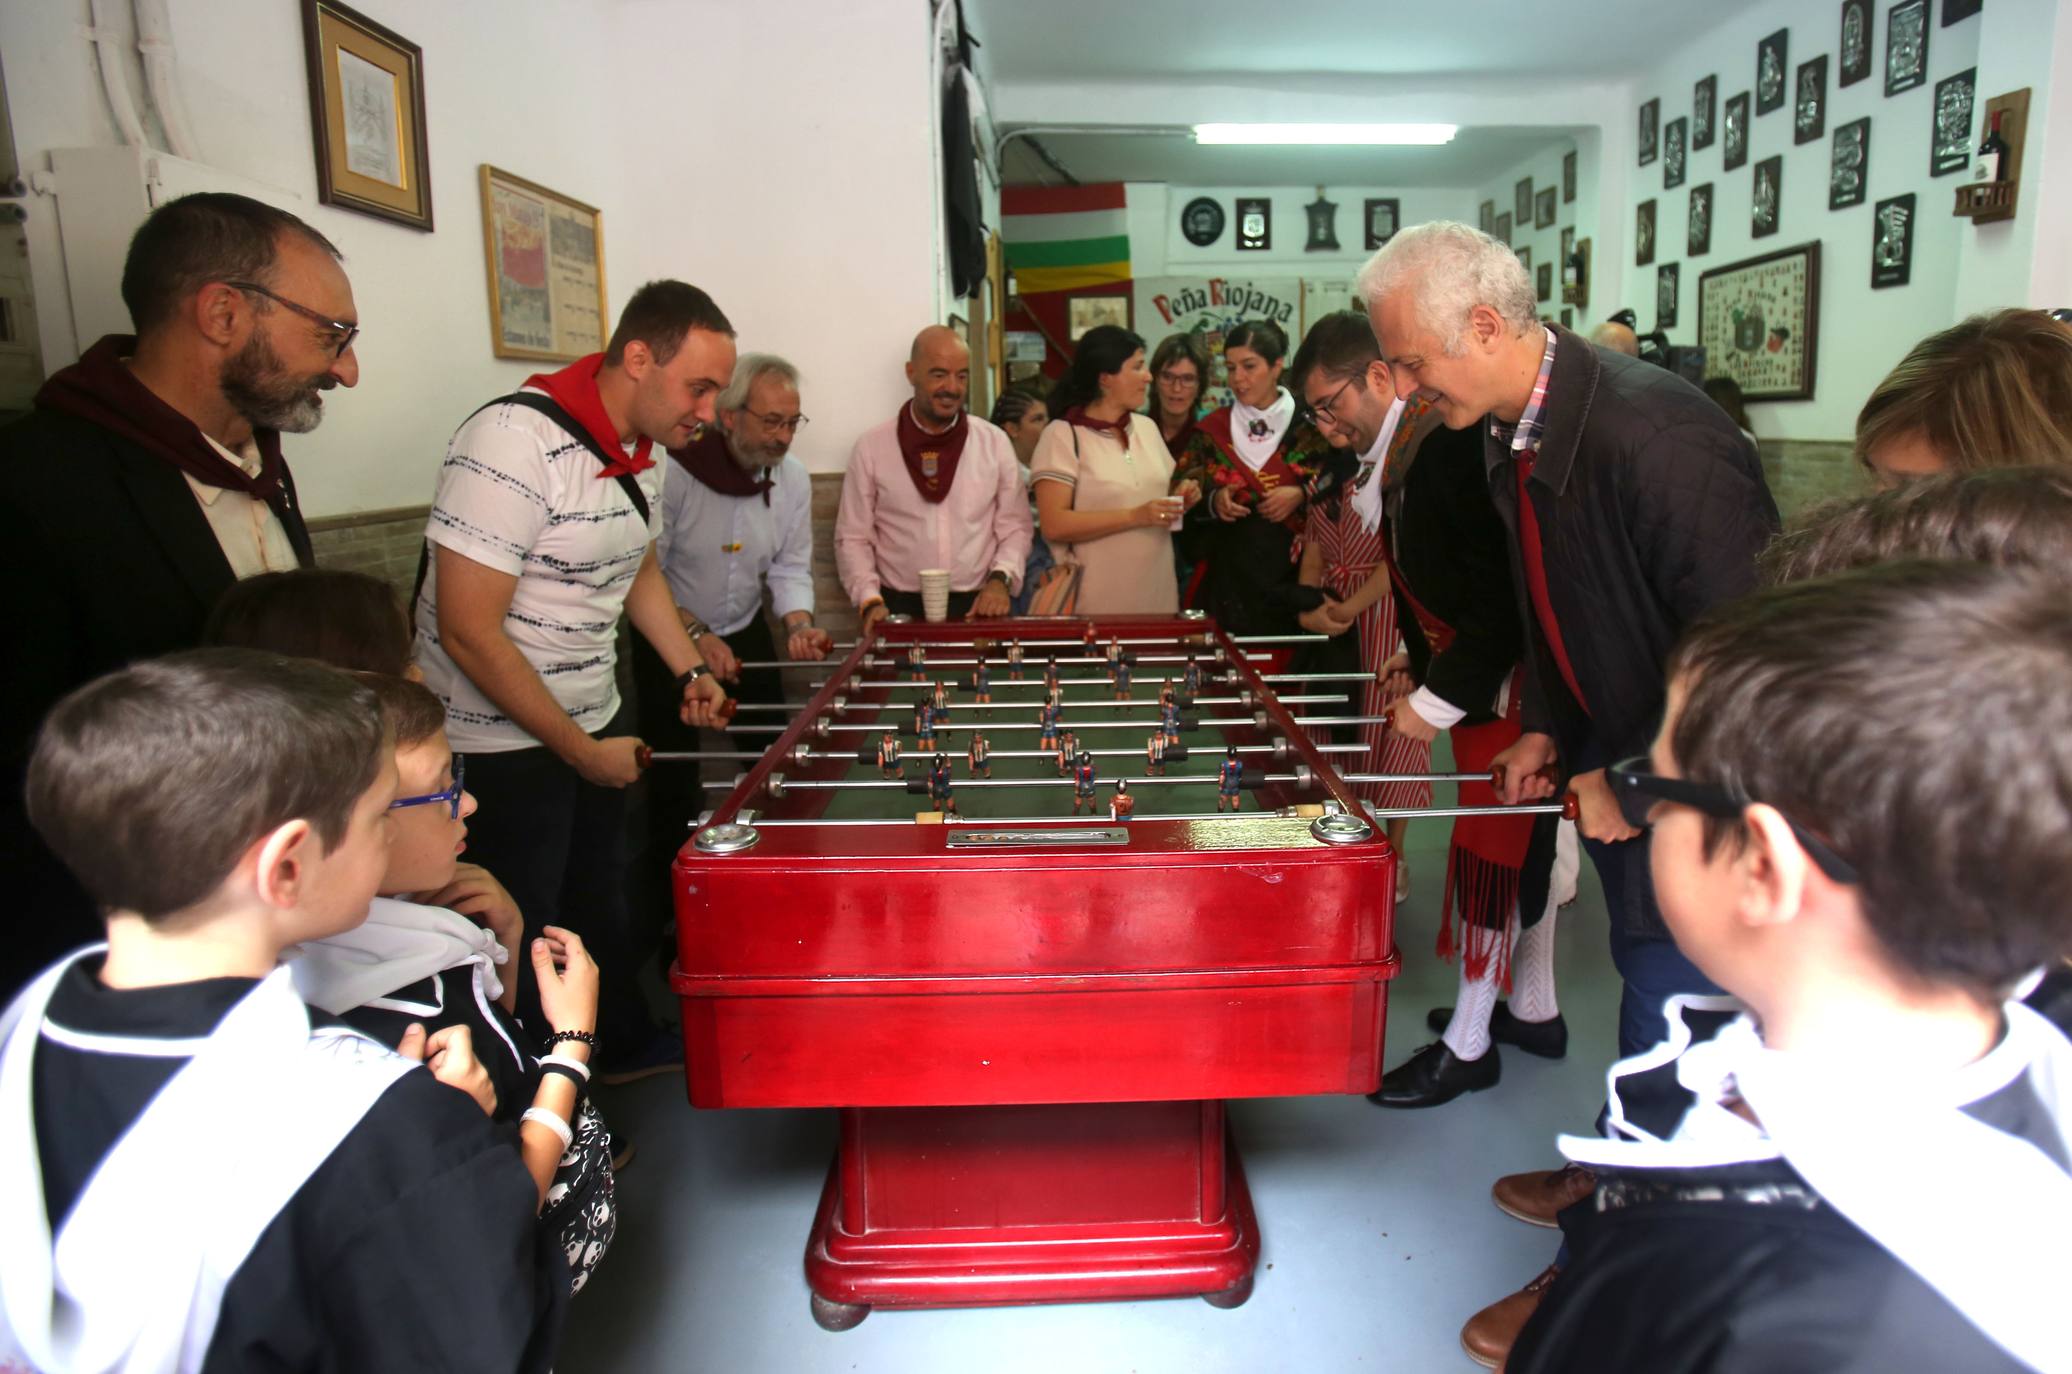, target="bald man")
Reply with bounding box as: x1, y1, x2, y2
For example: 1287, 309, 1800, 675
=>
836, 326, 1032, 630
1589, 320, 1640, 357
